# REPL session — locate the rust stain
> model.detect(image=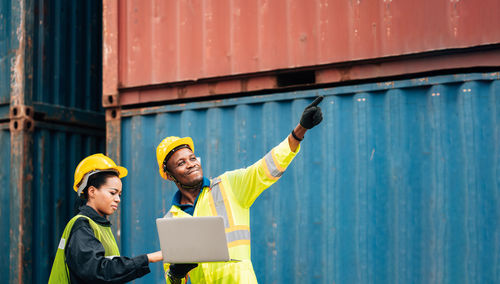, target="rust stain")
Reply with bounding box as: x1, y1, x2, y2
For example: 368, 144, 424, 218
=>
208, 82, 216, 95
240, 78, 248, 92
10, 0, 26, 107
449, 0, 461, 37
8, 3, 32, 280
338, 66, 352, 81
177, 86, 187, 98
383, 0, 393, 38
351, 0, 362, 40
